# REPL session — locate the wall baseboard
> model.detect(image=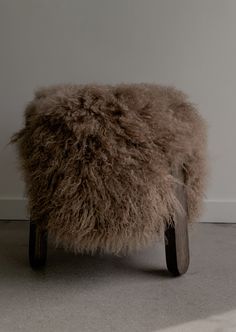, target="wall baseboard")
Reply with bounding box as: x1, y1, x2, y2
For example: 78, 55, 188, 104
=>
0, 198, 235, 223
201, 199, 236, 223
0, 198, 28, 220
